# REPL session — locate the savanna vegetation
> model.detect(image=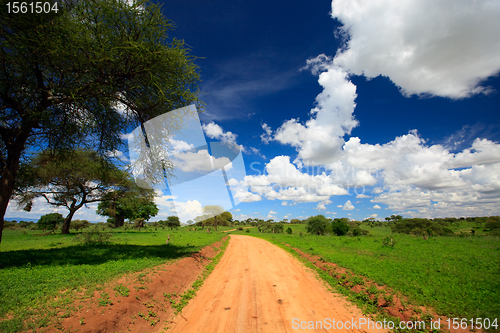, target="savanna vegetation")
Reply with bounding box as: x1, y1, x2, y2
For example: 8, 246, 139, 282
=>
0, 226, 231, 332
